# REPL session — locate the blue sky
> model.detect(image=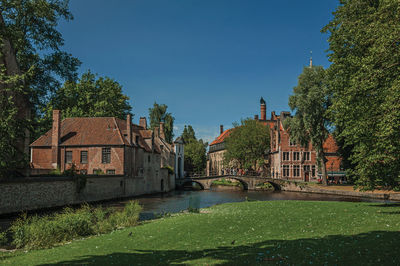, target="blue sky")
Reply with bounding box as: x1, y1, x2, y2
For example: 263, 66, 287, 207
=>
58, 0, 339, 143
